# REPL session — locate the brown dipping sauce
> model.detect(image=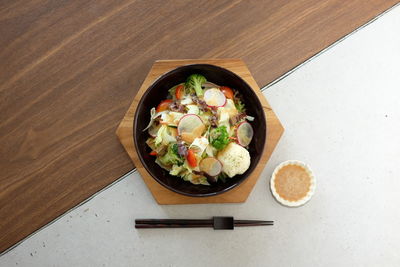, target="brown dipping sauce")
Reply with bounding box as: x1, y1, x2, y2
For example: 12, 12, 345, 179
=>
274, 165, 311, 202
